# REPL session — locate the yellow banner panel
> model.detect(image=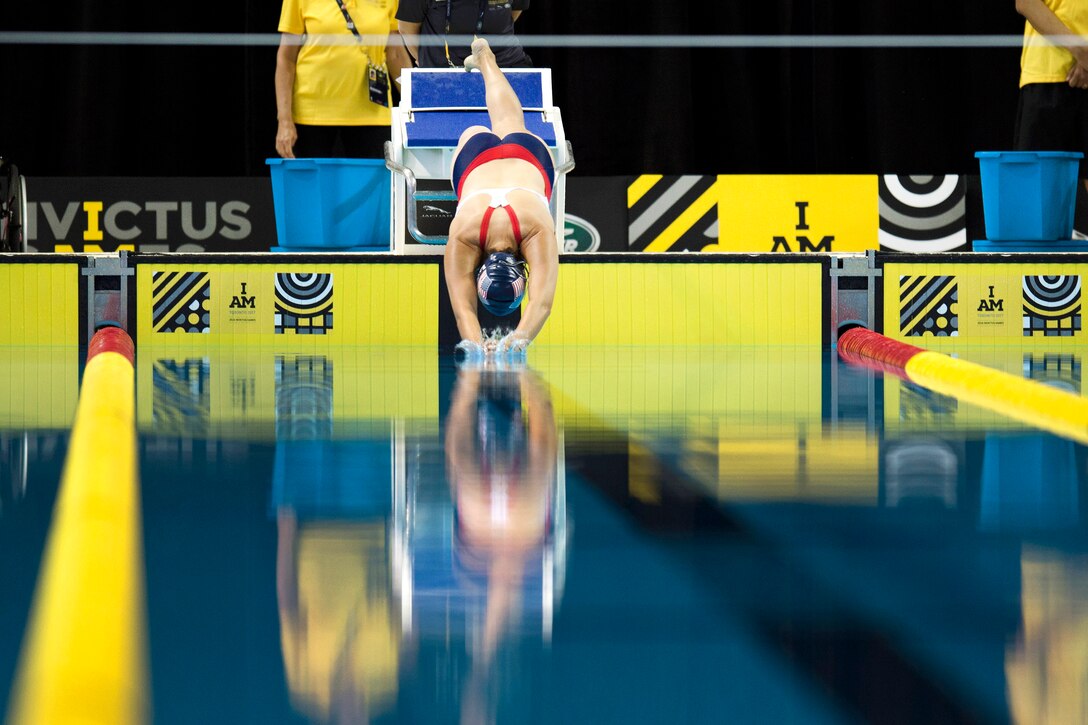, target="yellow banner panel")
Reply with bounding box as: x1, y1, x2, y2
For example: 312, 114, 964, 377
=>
0, 264, 78, 346
885, 262, 1088, 350
137, 263, 438, 347
536, 261, 824, 346
0, 348, 79, 429
714, 175, 879, 253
